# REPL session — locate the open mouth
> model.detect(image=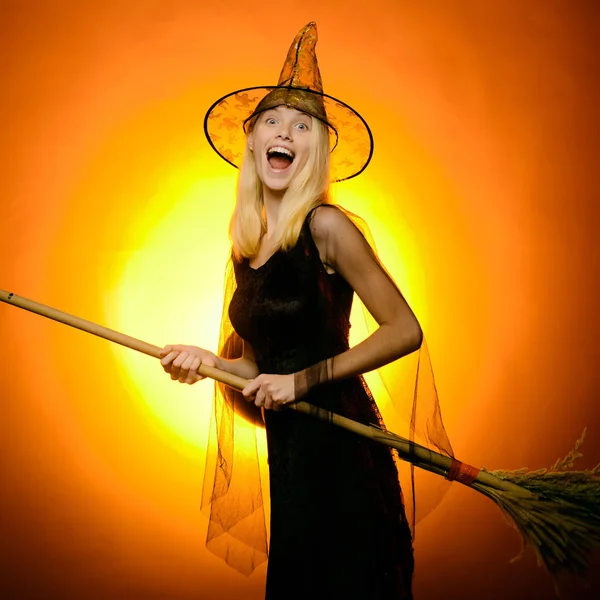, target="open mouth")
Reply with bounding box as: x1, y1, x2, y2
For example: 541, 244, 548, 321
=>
266, 146, 295, 171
